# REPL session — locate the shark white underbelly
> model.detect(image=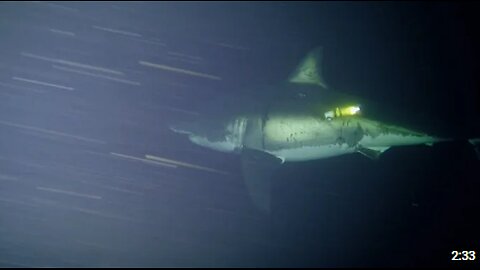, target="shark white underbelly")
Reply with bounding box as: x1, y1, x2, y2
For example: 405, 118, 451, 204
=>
359, 133, 438, 147
267, 144, 356, 162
